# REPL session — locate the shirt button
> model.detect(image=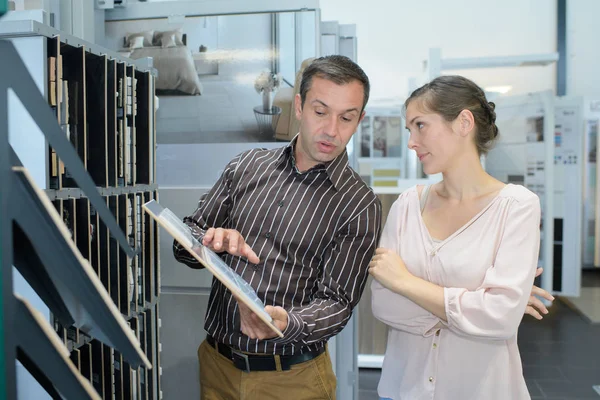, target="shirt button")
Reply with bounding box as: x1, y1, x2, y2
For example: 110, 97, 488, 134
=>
429, 377, 434, 383
433, 343, 437, 349
265, 232, 271, 238
278, 200, 284, 207
435, 330, 440, 336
